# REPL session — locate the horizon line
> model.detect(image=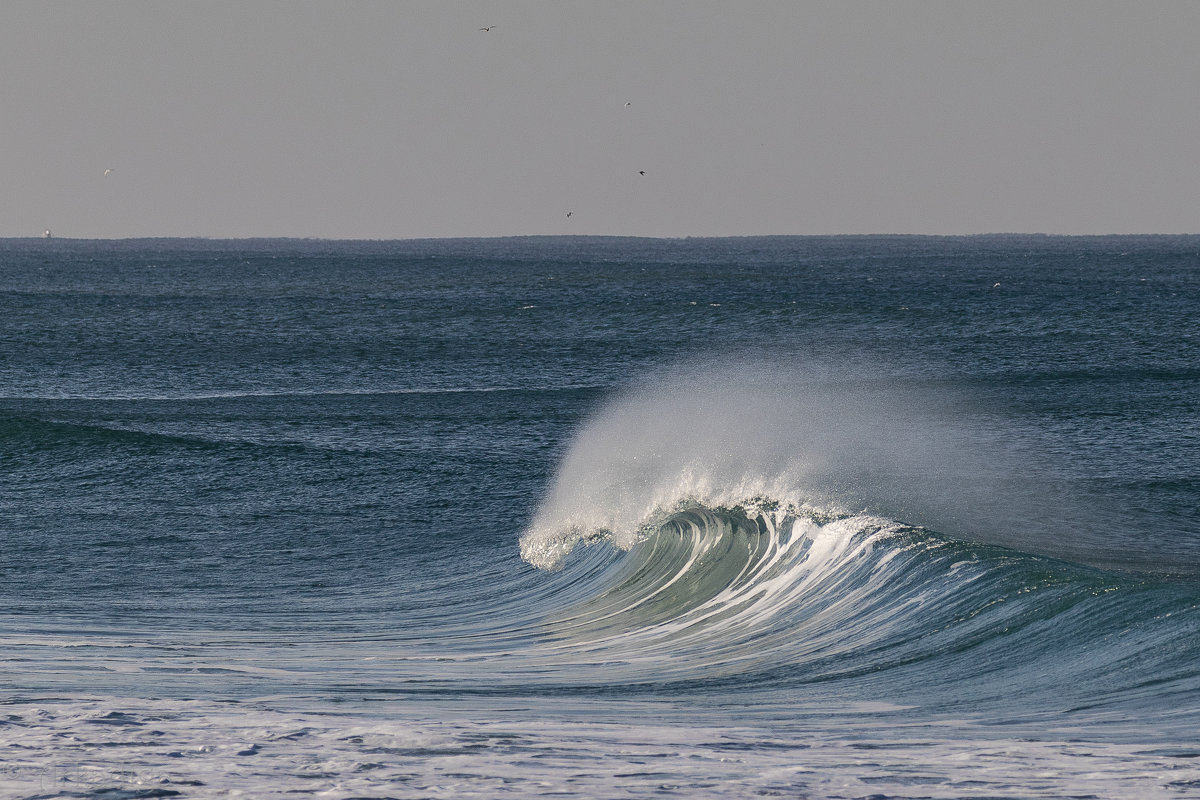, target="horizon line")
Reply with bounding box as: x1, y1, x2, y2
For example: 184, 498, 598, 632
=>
6, 231, 1200, 243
